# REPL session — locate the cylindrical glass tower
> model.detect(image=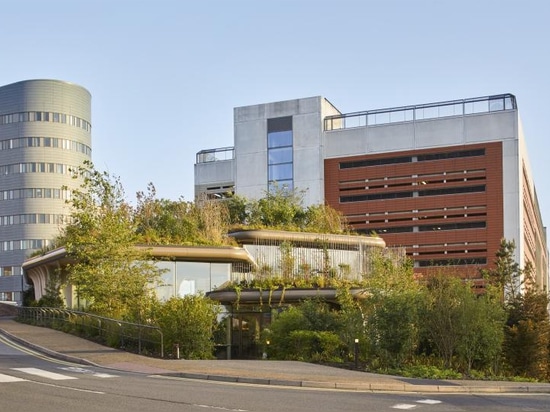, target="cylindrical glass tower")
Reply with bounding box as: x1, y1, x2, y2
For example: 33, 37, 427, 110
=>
0, 79, 92, 304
